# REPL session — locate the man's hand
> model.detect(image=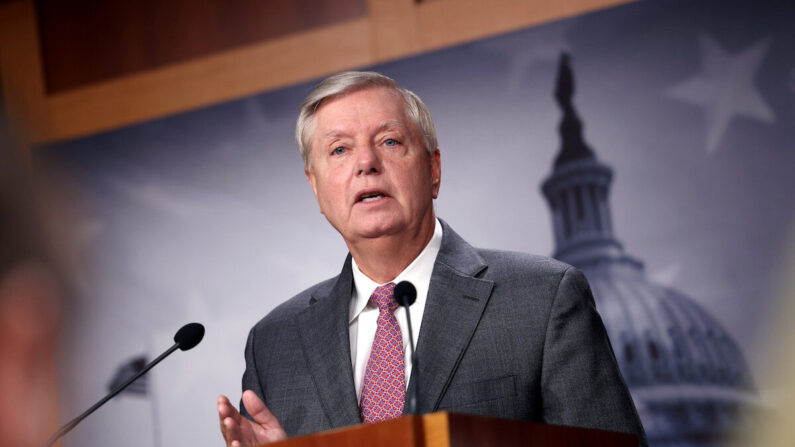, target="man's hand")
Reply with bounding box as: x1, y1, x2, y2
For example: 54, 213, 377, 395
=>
218, 390, 287, 447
